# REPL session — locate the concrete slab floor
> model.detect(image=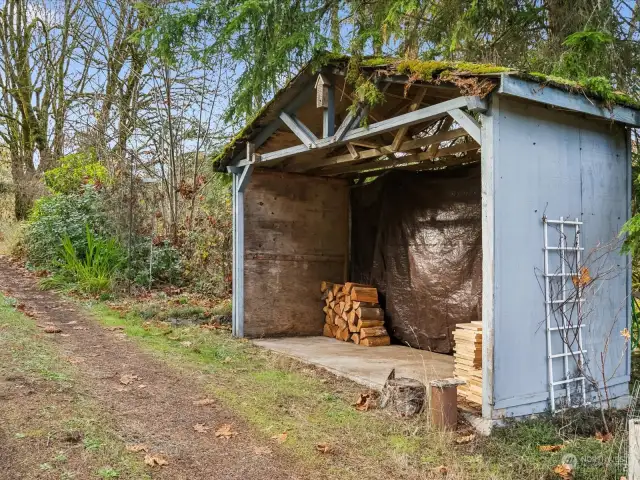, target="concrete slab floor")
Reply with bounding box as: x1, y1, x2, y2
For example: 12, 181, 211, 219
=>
252, 336, 454, 389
